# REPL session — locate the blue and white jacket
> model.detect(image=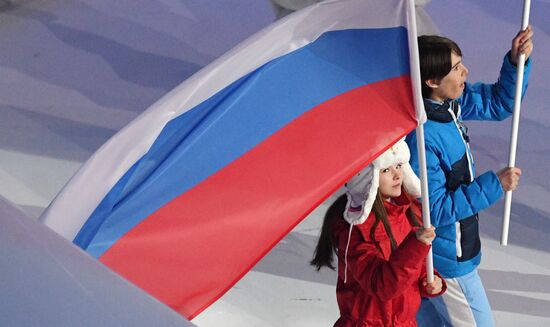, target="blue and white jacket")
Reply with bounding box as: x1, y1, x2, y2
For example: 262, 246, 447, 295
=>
406, 52, 531, 278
